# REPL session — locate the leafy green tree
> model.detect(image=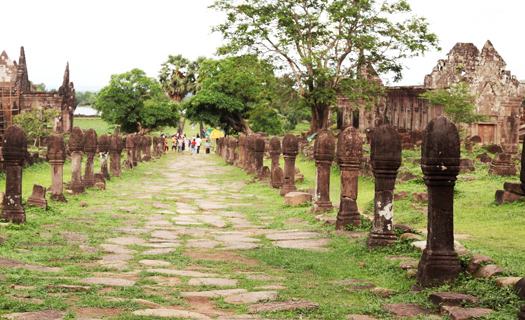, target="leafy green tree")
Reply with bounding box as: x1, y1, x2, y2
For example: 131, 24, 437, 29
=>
248, 104, 285, 134
185, 55, 276, 134
94, 68, 180, 134
211, 0, 439, 134
158, 55, 207, 102
76, 91, 98, 106
13, 107, 59, 147
419, 82, 486, 124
